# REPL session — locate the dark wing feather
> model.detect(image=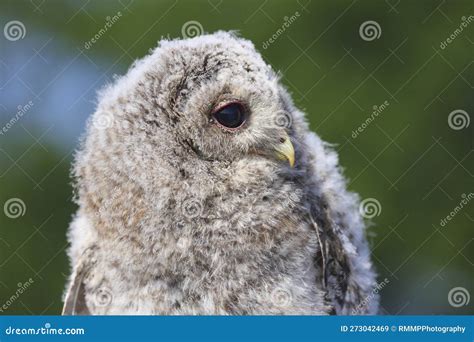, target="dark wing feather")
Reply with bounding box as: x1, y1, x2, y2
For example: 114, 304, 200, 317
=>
310, 201, 351, 312
62, 247, 96, 315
